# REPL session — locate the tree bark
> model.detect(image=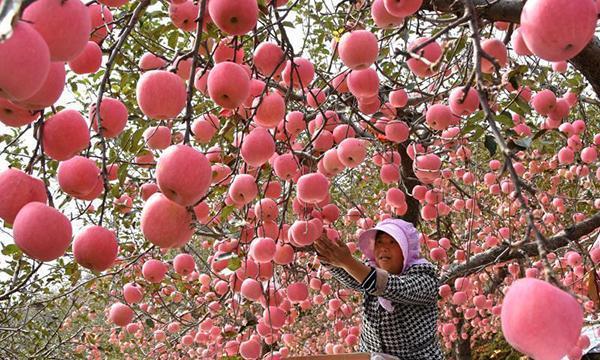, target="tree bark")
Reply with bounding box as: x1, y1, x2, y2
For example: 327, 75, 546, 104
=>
398, 142, 421, 226
424, 0, 600, 97
455, 337, 472, 360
